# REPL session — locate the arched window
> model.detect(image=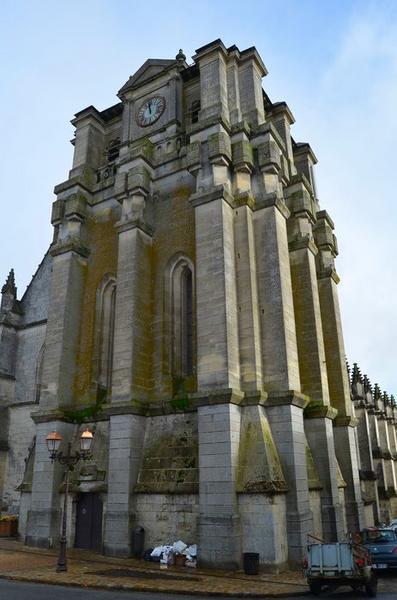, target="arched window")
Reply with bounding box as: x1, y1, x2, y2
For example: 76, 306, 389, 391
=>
190, 100, 200, 124
166, 255, 195, 380
35, 344, 45, 403
172, 263, 194, 378
181, 268, 193, 376
93, 274, 116, 396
